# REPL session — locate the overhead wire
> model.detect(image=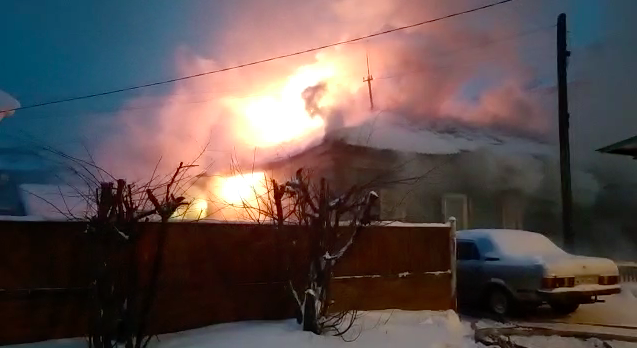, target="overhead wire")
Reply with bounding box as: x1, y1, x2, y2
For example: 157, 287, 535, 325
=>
14, 22, 555, 122
374, 24, 555, 80
2, 0, 519, 114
